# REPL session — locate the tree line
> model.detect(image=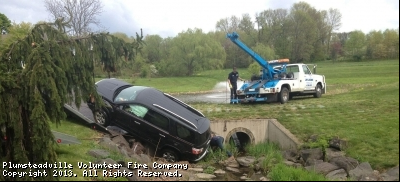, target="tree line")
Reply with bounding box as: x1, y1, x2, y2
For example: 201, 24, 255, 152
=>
1, 1, 399, 79
116, 2, 399, 78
